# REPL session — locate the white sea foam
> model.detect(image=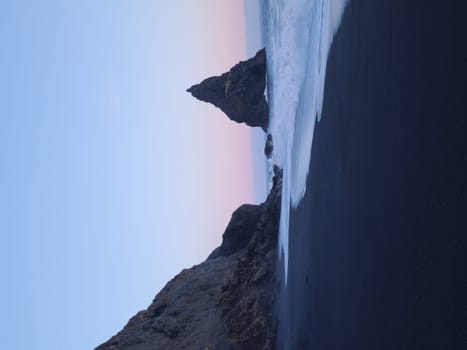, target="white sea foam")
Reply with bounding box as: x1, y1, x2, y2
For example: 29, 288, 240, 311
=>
263, 0, 349, 282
